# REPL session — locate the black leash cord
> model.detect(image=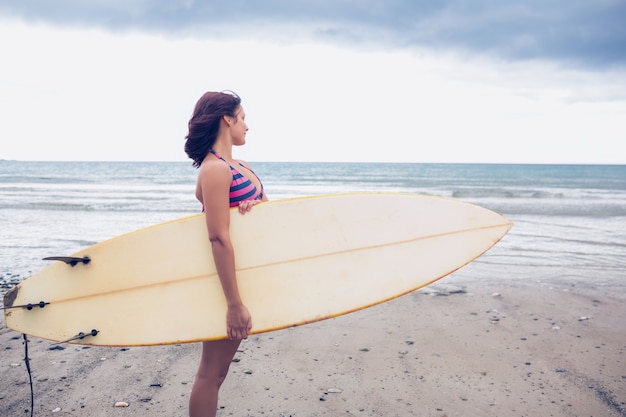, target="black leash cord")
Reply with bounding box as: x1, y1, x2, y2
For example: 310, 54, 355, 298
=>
23, 334, 34, 417
20, 329, 98, 416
